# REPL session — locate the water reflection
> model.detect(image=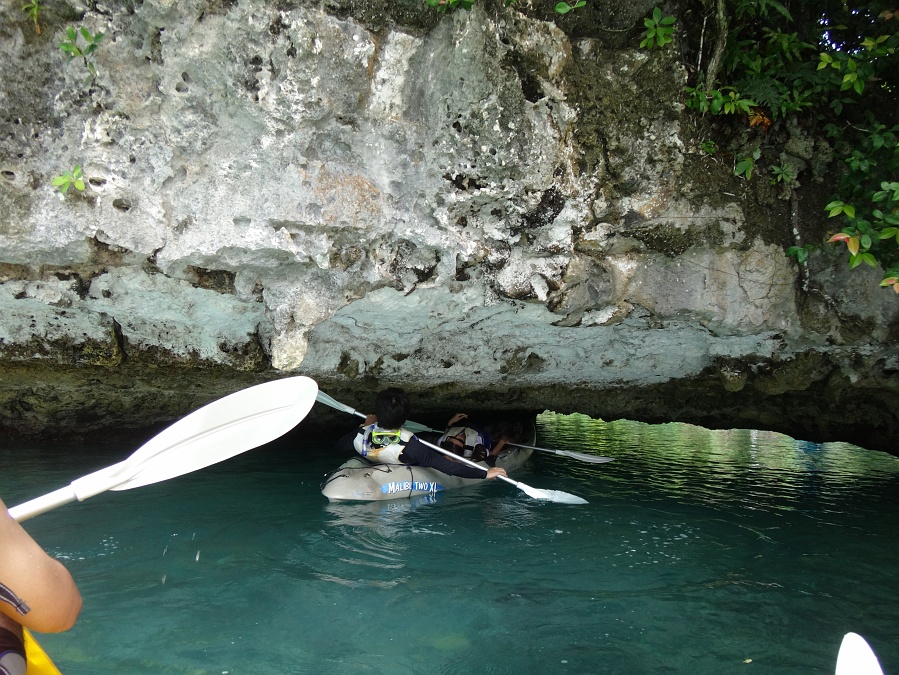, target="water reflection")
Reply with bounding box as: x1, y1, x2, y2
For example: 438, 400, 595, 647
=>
535, 412, 899, 518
